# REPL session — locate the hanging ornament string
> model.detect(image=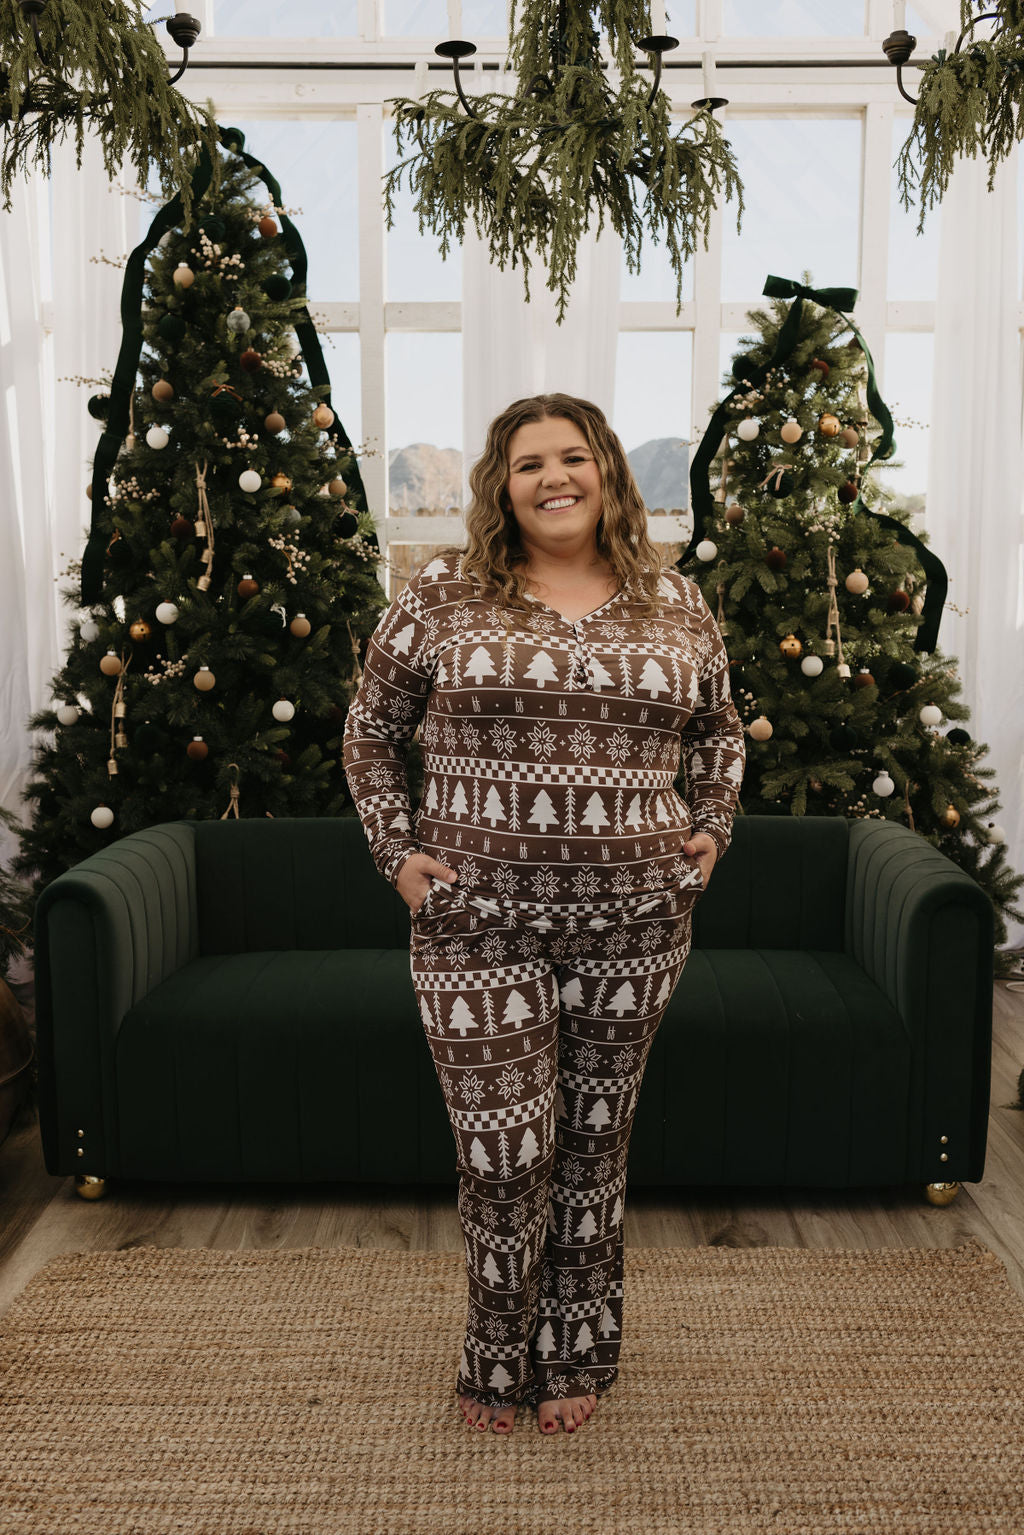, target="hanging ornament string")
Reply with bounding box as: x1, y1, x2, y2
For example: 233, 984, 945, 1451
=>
758, 463, 792, 495
220, 762, 241, 819
195, 460, 215, 593
126, 394, 136, 453
107, 651, 132, 777
715, 581, 726, 628
822, 544, 850, 678
903, 775, 916, 832
345, 618, 364, 688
